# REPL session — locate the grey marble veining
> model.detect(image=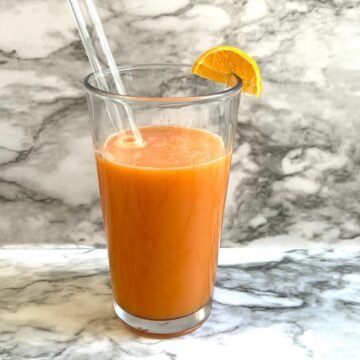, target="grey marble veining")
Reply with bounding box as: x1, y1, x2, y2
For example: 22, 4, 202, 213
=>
1, 0, 360, 246
1, 245, 360, 359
